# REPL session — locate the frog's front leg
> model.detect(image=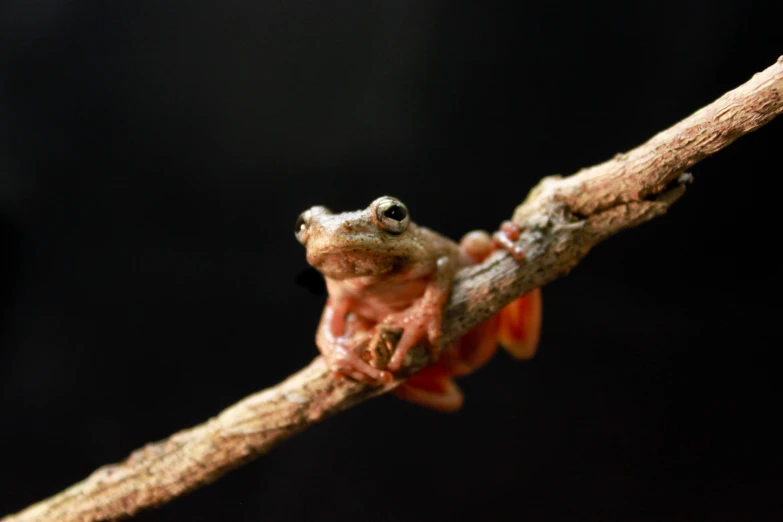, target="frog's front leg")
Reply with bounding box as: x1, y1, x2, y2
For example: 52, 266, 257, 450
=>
316, 301, 393, 383
461, 221, 525, 262
386, 256, 454, 372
